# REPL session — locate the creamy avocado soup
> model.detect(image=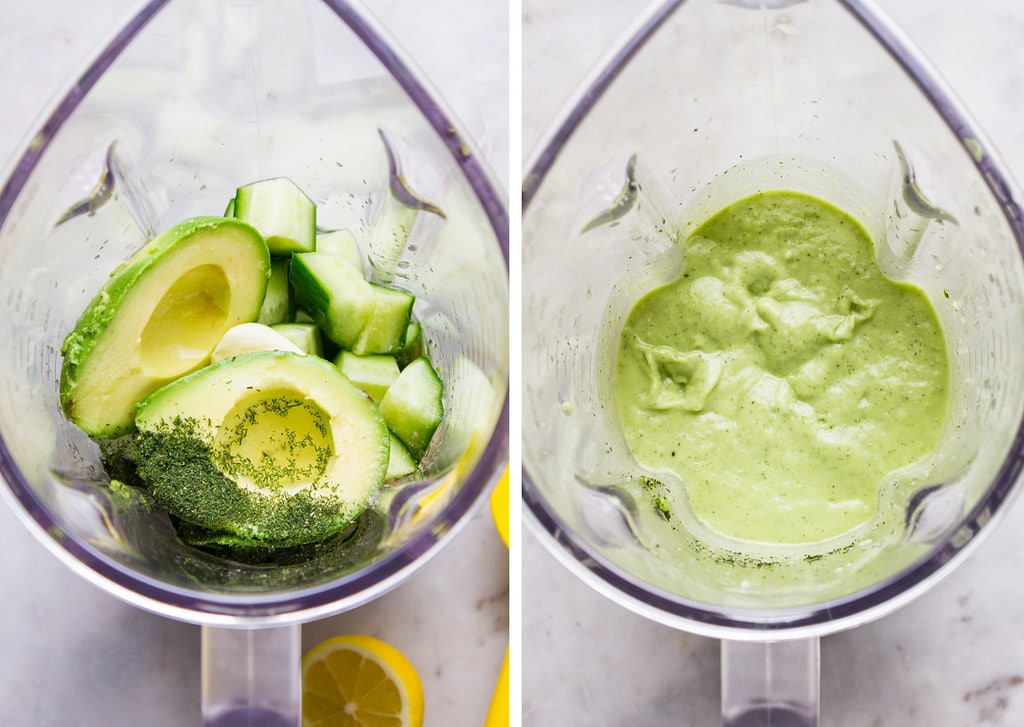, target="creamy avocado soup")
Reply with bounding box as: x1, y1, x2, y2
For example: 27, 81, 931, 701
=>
614, 191, 948, 544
